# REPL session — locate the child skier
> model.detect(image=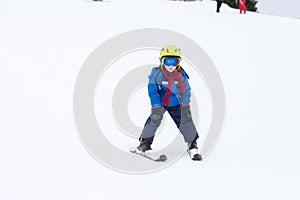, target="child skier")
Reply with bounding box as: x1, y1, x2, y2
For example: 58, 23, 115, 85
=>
135, 45, 202, 161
